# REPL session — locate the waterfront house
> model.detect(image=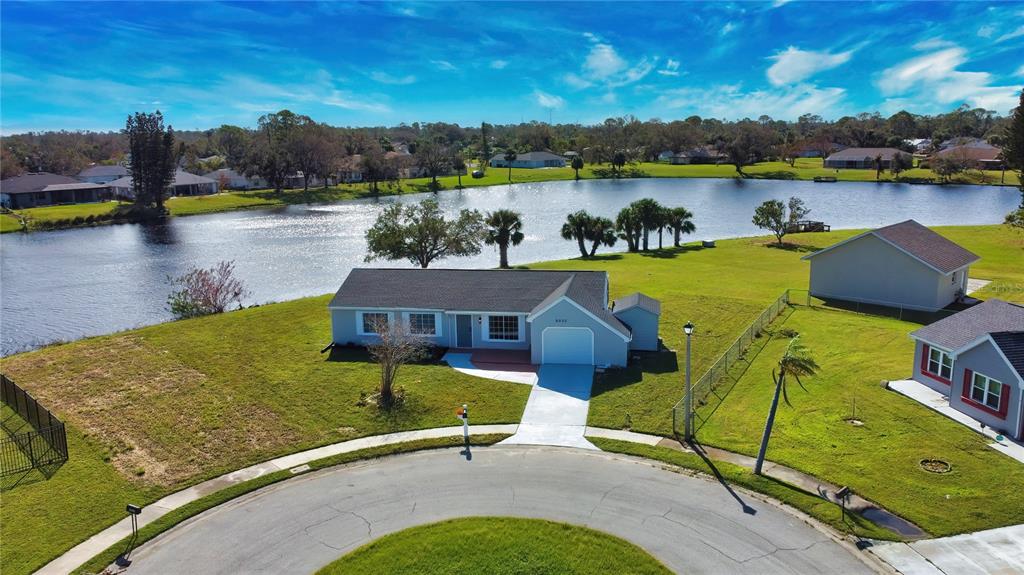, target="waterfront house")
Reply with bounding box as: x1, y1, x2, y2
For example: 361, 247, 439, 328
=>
108, 169, 219, 199
0, 172, 83, 208
823, 147, 910, 169
77, 164, 129, 184
329, 269, 661, 367
489, 151, 566, 169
